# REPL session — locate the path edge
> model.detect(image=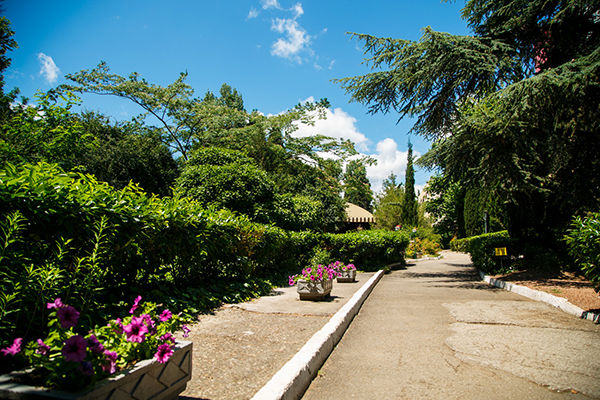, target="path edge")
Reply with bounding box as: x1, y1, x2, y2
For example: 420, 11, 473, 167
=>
479, 270, 600, 323
251, 270, 385, 400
